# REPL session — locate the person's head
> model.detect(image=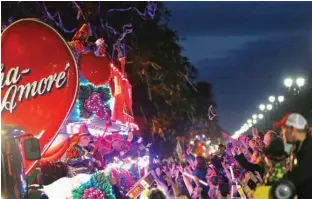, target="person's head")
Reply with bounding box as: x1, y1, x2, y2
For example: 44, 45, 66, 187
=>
77, 124, 92, 147
195, 156, 206, 170
263, 137, 288, 167
225, 142, 233, 154
148, 188, 167, 199
263, 130, 278, 146
155, 167, 161, 176
78, 135, 92, 147
275, 113, 308, 144
218, 144, 226, 153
